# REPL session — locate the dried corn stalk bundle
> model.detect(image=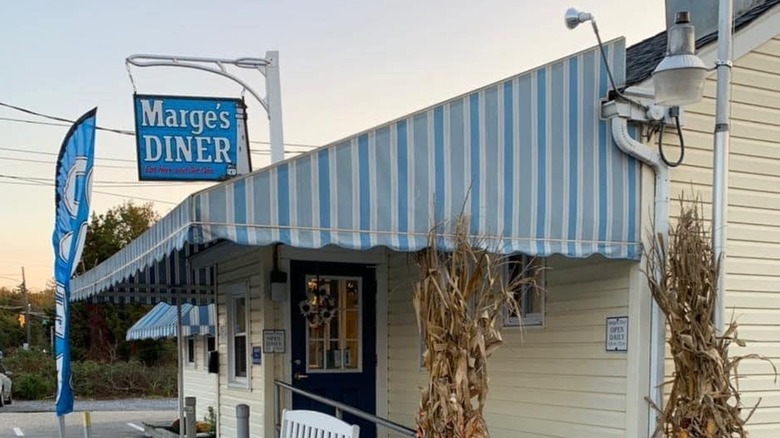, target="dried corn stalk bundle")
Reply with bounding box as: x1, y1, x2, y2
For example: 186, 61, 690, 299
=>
413, 216, 539, 438
645, 201, 776, 438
